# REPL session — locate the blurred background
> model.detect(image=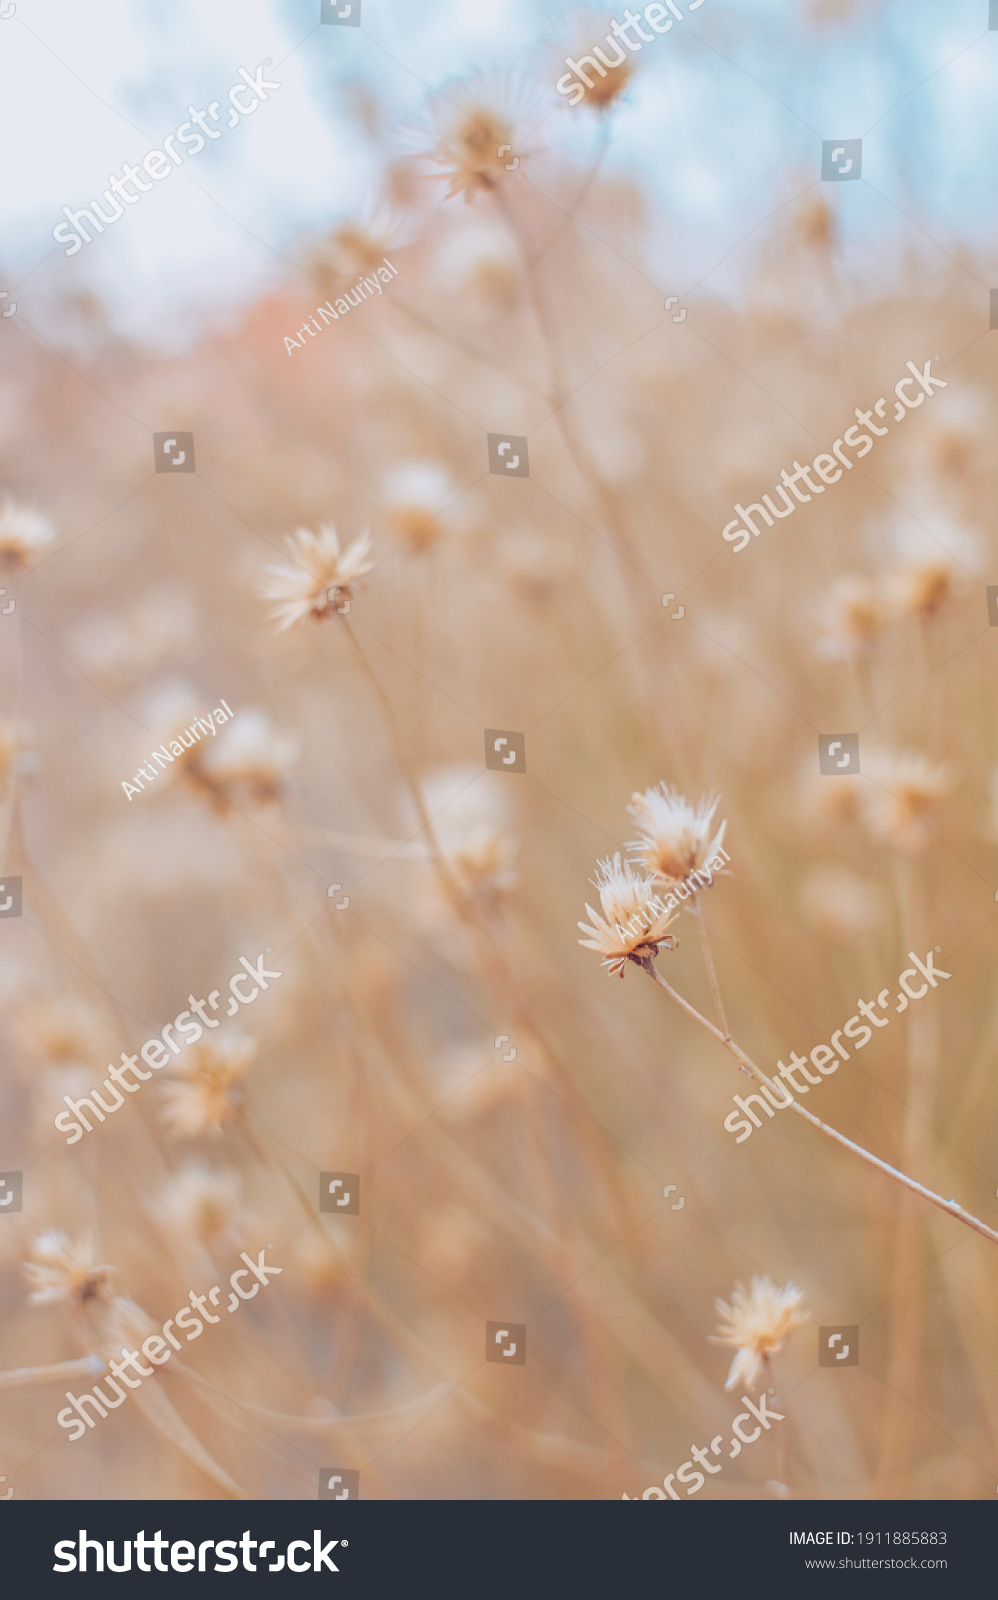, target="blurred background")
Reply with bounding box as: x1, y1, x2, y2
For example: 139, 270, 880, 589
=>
1, 0, 998, 1500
